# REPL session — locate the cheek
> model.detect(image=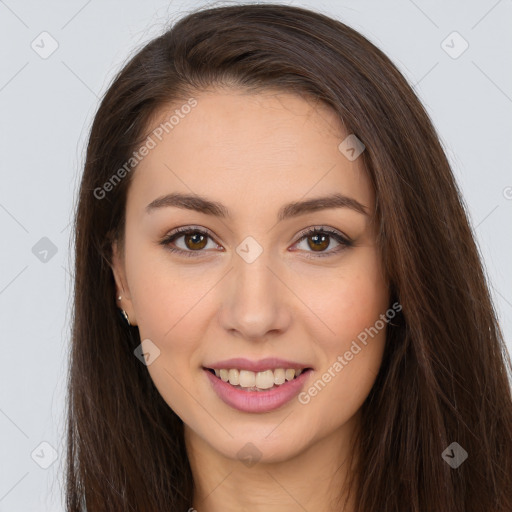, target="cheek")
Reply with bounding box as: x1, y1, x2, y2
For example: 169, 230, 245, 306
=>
300, 246, 389, 349
124, 236, 214, 343
301, 247, 388, 409
126, 253, 210, 420
122, 240, 209, 415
